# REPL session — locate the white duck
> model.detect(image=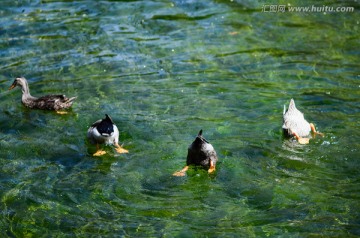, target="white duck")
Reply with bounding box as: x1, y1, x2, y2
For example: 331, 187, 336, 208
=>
282, 99, 323, 144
